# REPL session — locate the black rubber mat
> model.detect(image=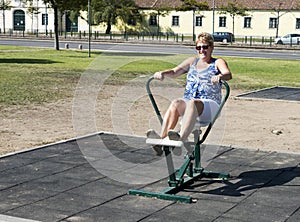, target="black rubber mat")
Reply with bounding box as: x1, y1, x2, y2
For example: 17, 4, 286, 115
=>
236, 86, 300, 101
0, 133, 299, 221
